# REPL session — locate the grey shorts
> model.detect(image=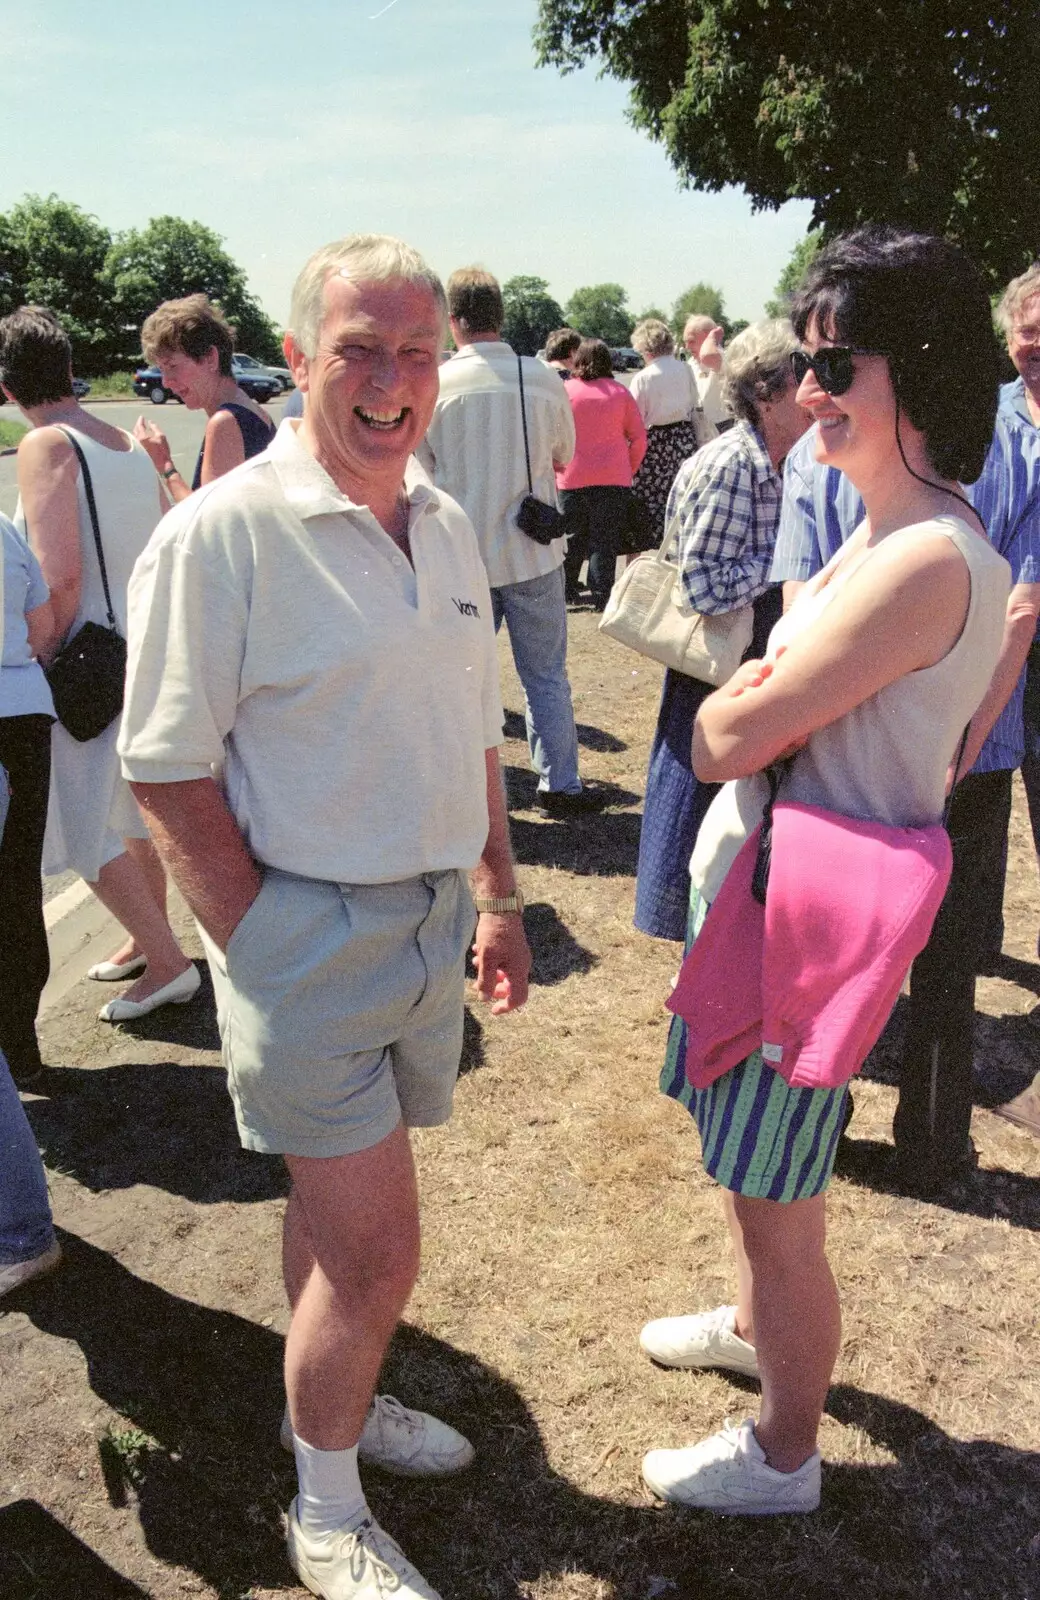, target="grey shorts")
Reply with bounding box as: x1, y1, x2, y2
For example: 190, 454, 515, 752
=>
205, 867, 476, 1158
